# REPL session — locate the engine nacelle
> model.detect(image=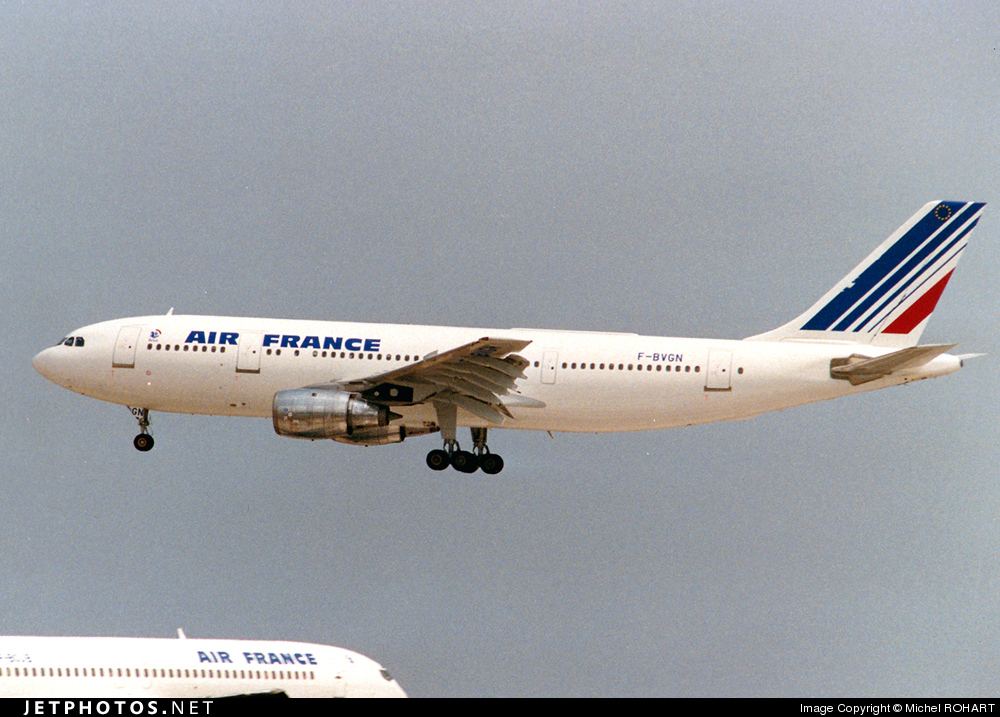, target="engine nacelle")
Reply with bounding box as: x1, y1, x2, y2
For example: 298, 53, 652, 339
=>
330, 424, 438, 446
273, 389, 393, 441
